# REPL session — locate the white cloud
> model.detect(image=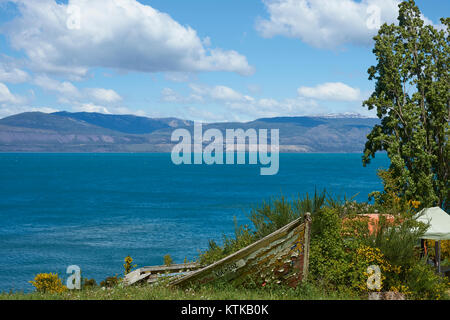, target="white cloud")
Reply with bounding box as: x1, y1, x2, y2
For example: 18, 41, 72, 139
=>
33, 75, 80, 97
73, 103, 111, 114
209, 85, 247, 102
227, 96, 320, 119
161, 87, 203, 103
164, 72, 192, 83
161, 88, 183, 103
4, 0, 254, 77
256, 0, 402, 48
71, 102, 147, 116
0, 82, 25, 104
86, 88, 122, 103
160, 80, 376, 121
33, 75, 123, 105
0, 64, 30, 83
297, 82, 361, 101
162, 83, 322, 120
189, 84, 253, 103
